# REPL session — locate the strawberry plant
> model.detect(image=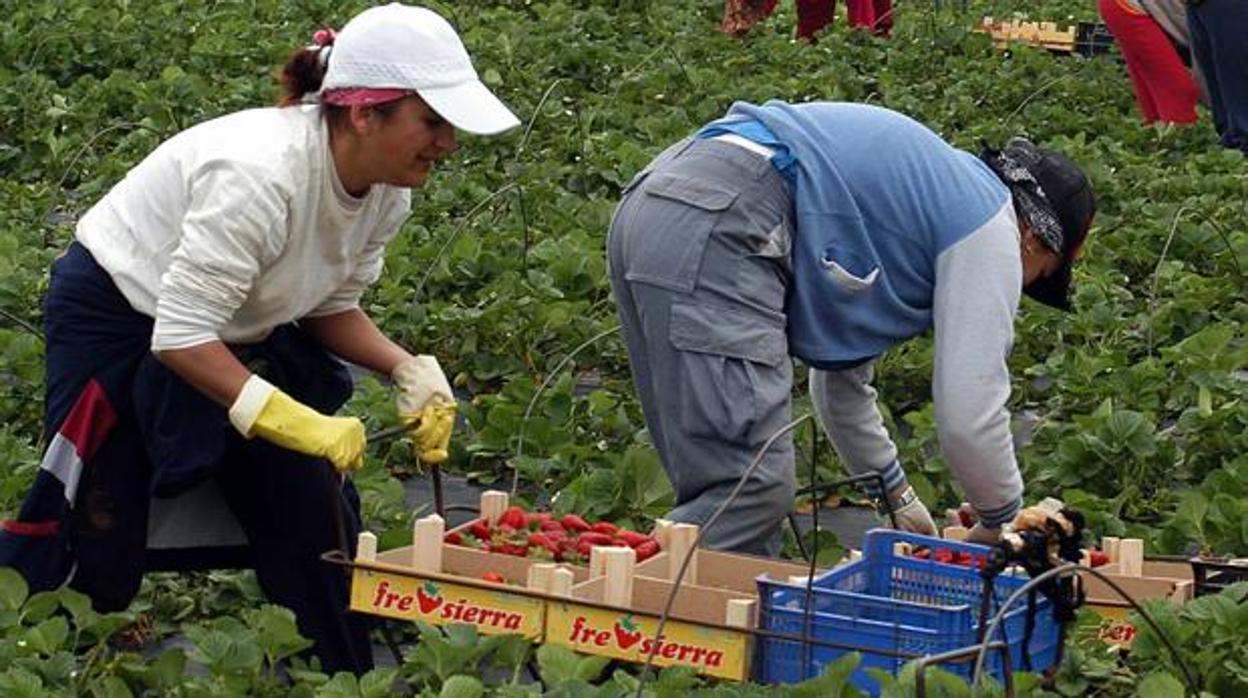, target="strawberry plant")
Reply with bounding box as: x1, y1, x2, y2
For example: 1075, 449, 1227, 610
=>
1, 0, 1246, 693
